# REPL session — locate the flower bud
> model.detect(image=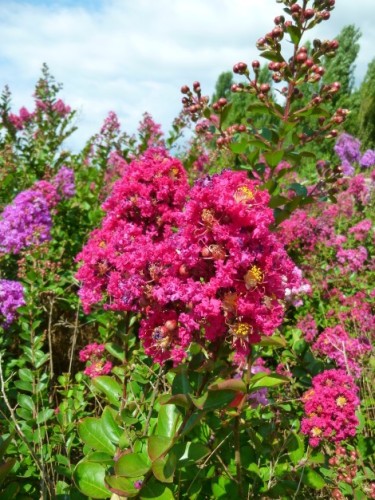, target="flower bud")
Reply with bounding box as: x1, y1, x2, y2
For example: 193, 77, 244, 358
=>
181, 85, 190, 94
